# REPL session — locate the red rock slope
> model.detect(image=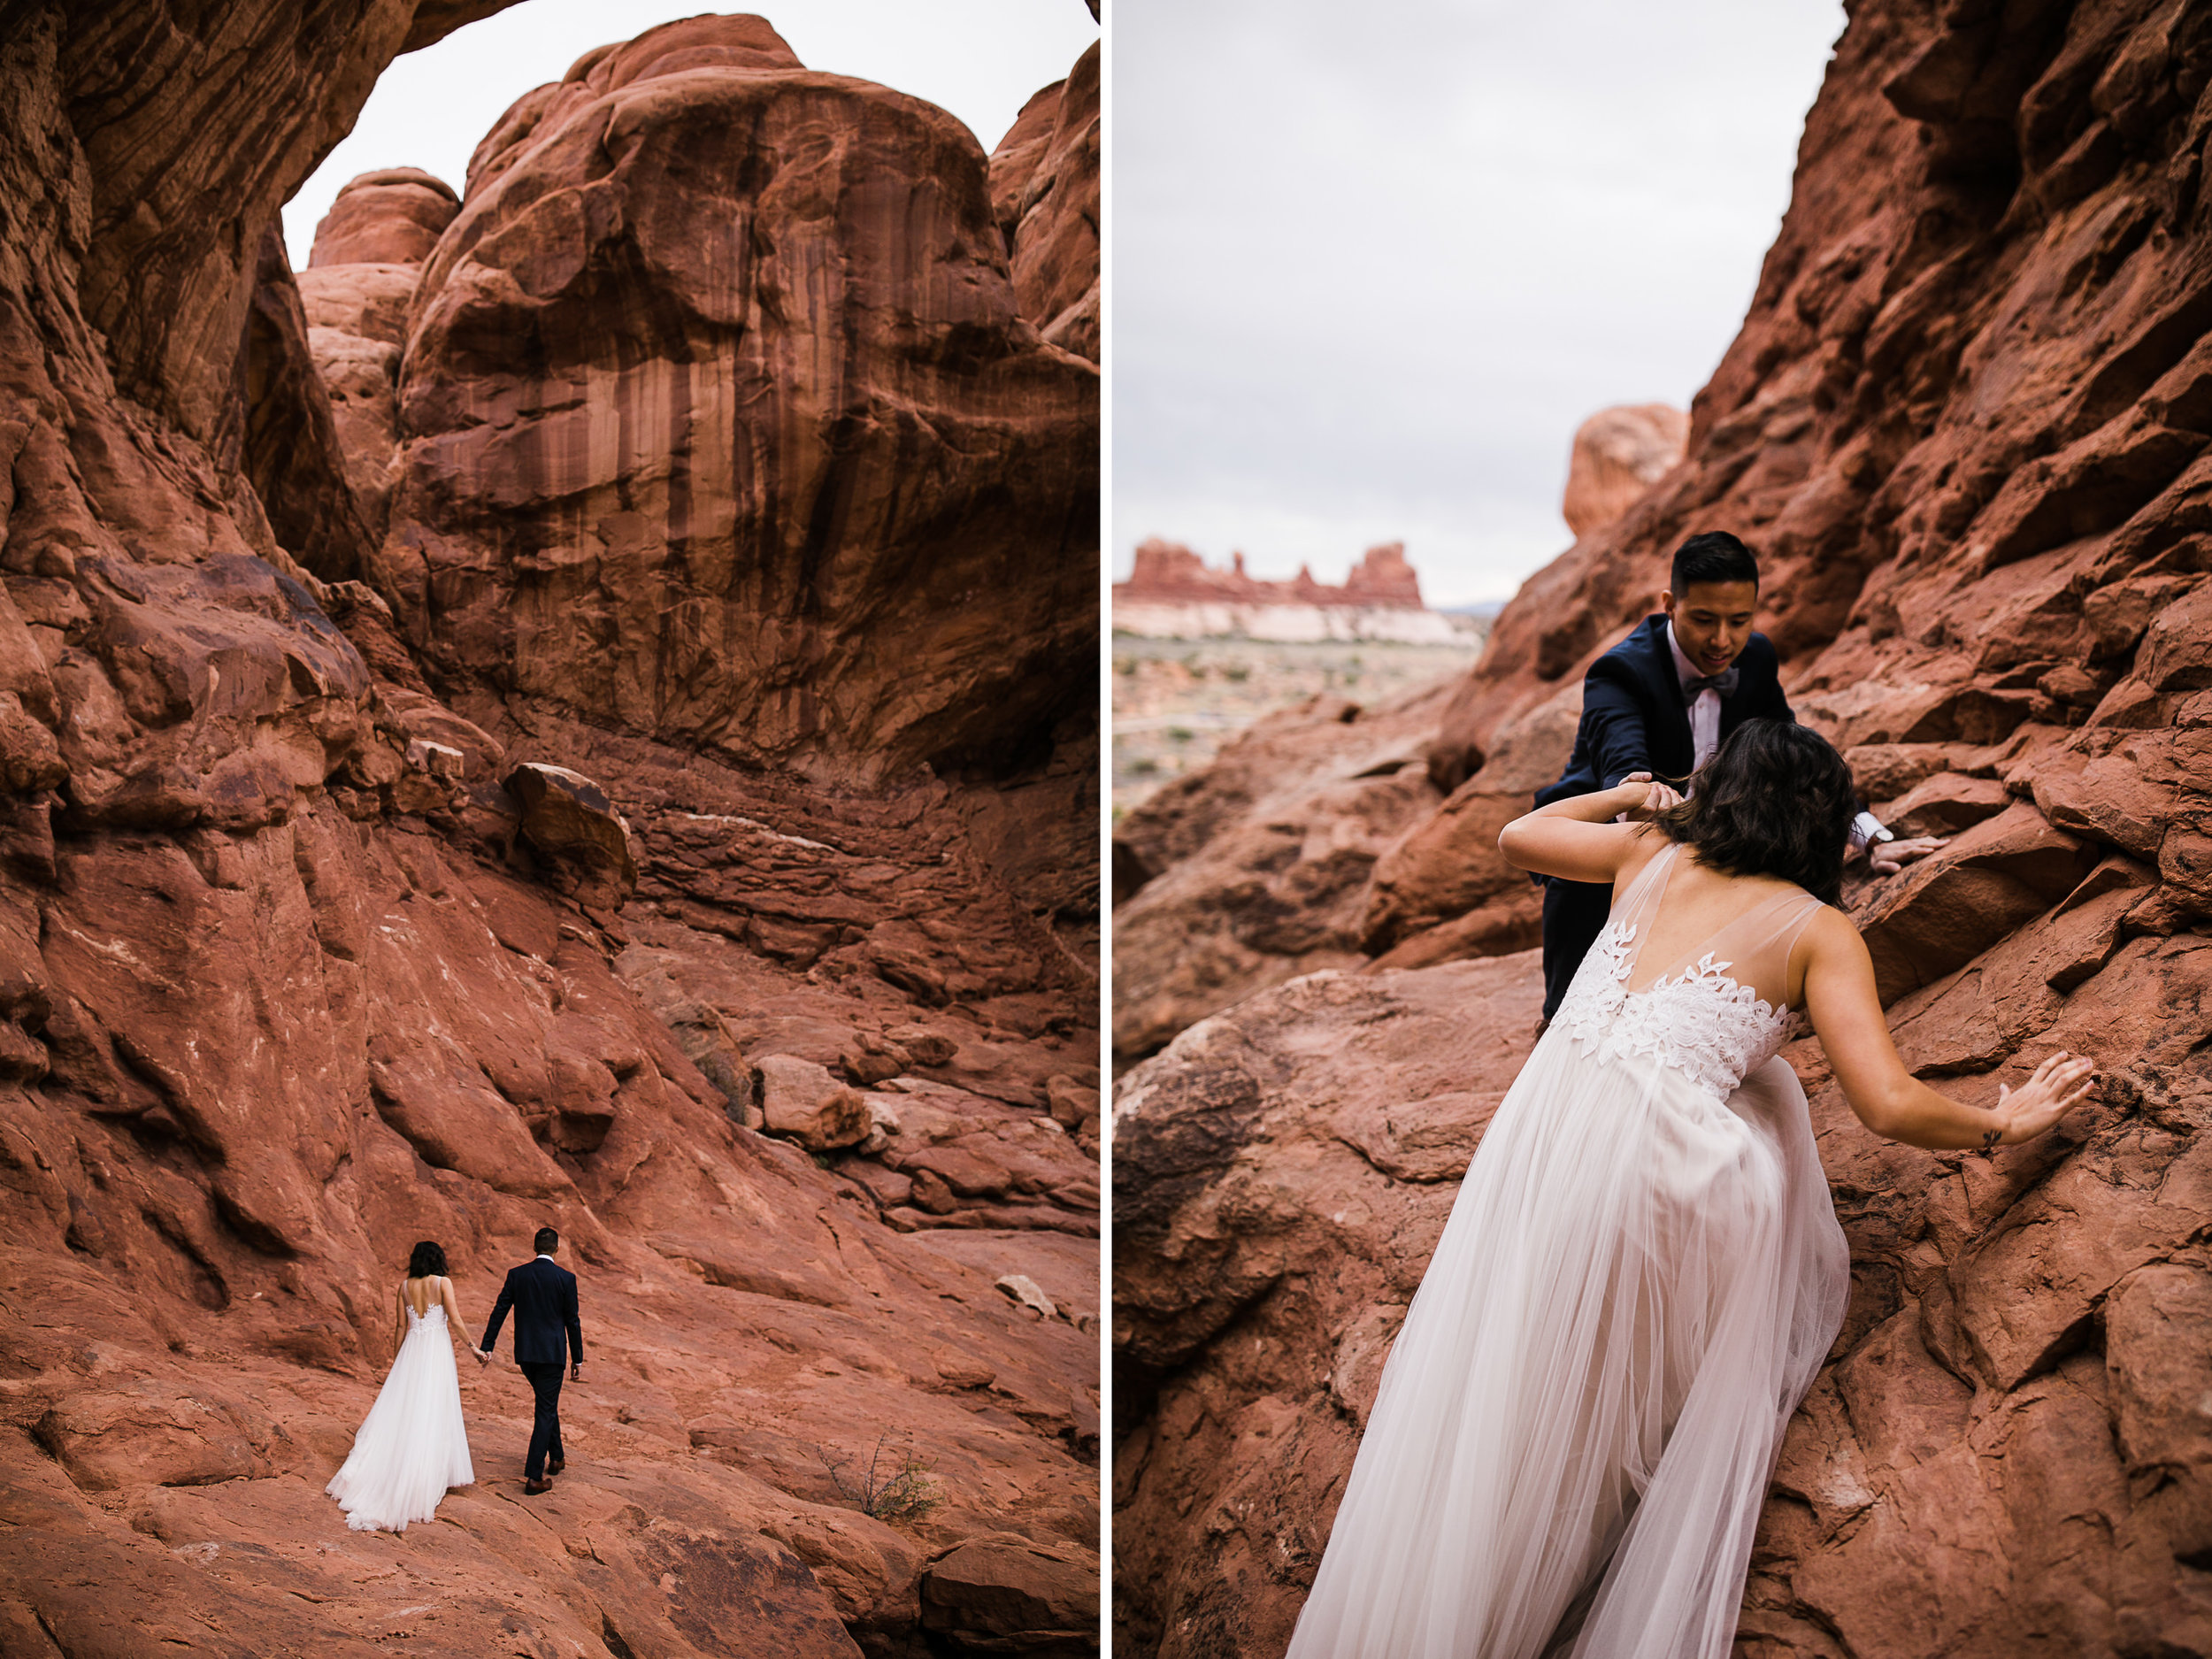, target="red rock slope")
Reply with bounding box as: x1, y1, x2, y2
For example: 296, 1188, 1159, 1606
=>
0, 6, 1099, 1655
1115, 2, 2212, 1654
